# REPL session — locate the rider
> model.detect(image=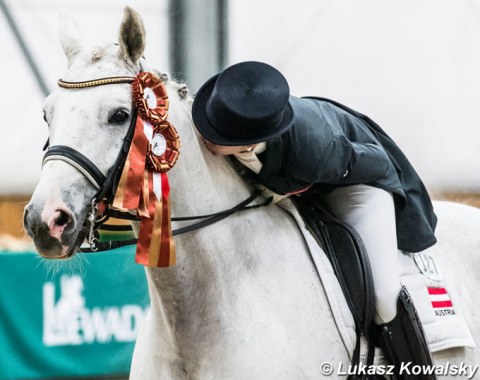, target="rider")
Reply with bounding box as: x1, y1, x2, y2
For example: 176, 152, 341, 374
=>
192, 61, 437, 379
